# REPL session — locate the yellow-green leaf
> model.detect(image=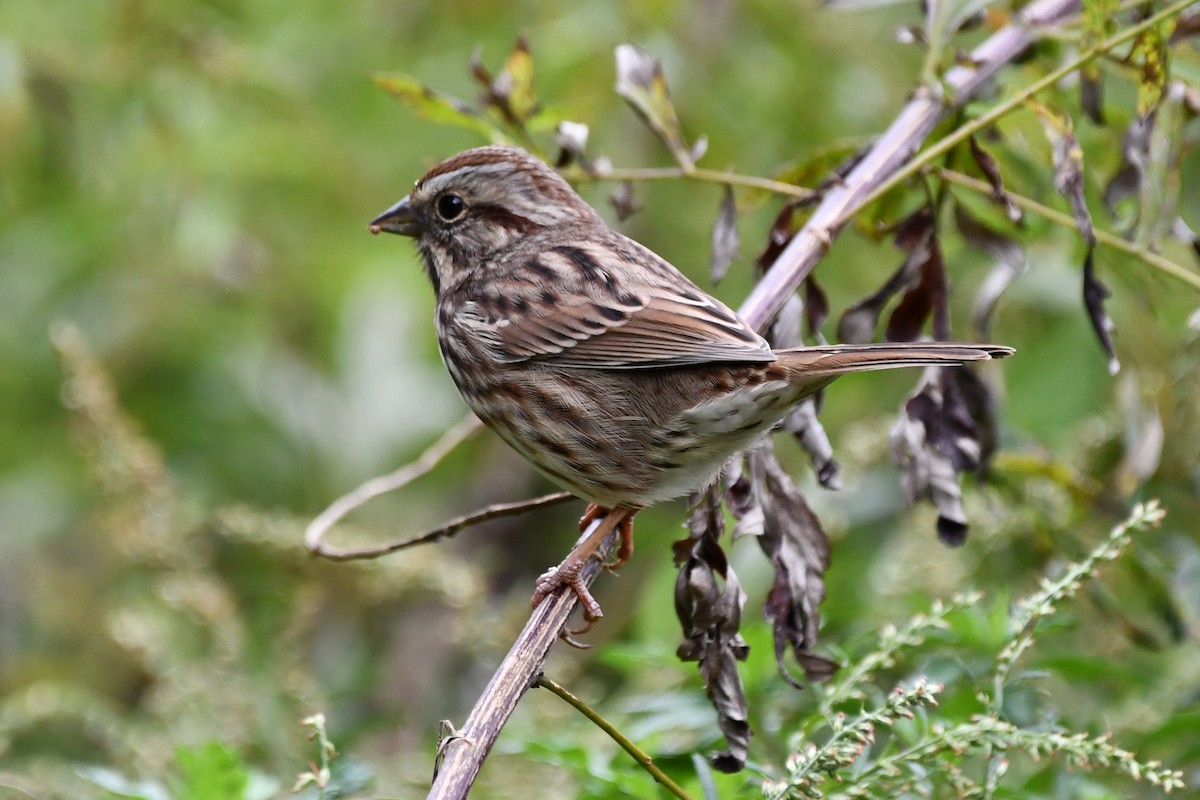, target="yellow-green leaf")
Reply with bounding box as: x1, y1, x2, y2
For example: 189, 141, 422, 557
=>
614, 44, 690, 166
372, 73, 507, 143
502, 37, 538, 123
1130, 22, 1171, 119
